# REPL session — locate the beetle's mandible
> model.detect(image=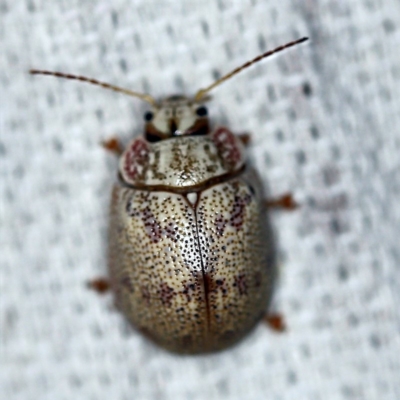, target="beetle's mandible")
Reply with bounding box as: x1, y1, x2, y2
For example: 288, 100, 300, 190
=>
30, 37, 308, 354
